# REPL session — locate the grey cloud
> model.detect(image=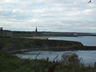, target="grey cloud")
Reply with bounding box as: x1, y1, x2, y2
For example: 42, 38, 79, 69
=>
0, 0, 96, 32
